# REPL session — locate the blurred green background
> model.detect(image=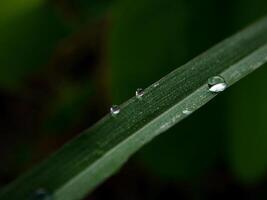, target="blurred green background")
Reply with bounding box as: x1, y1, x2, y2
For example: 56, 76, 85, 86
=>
1, 0, 267, 199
